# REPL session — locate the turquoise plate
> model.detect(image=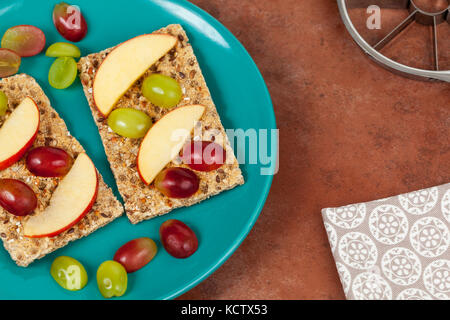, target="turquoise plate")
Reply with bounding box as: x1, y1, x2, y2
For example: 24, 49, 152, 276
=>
0, 0, 276, 299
